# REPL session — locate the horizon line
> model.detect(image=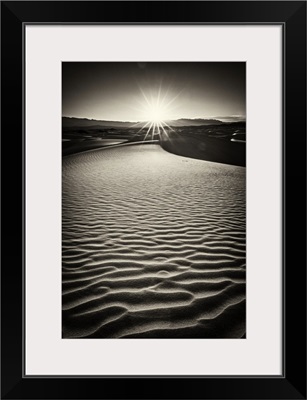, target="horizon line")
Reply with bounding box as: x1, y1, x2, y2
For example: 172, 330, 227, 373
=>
62, 115, 246, 123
